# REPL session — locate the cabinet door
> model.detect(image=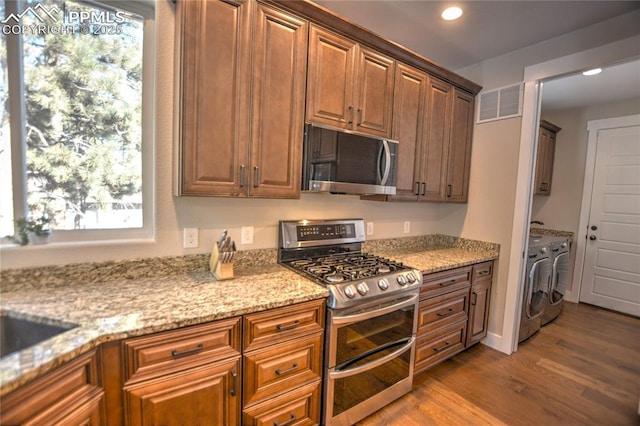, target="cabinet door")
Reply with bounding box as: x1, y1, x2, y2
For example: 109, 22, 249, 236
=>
422, 77, 452, 201
0, 350, 104, 426
250, 4, 307, 198
124, 357, 241, 426
388, 63, 427, 200
466, 279, 492, 346
306, 25, 356, 130
179, 0, 251, 196
354, 46, 395, 137
535, 126, 556, 195
445, 88, 474, 202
